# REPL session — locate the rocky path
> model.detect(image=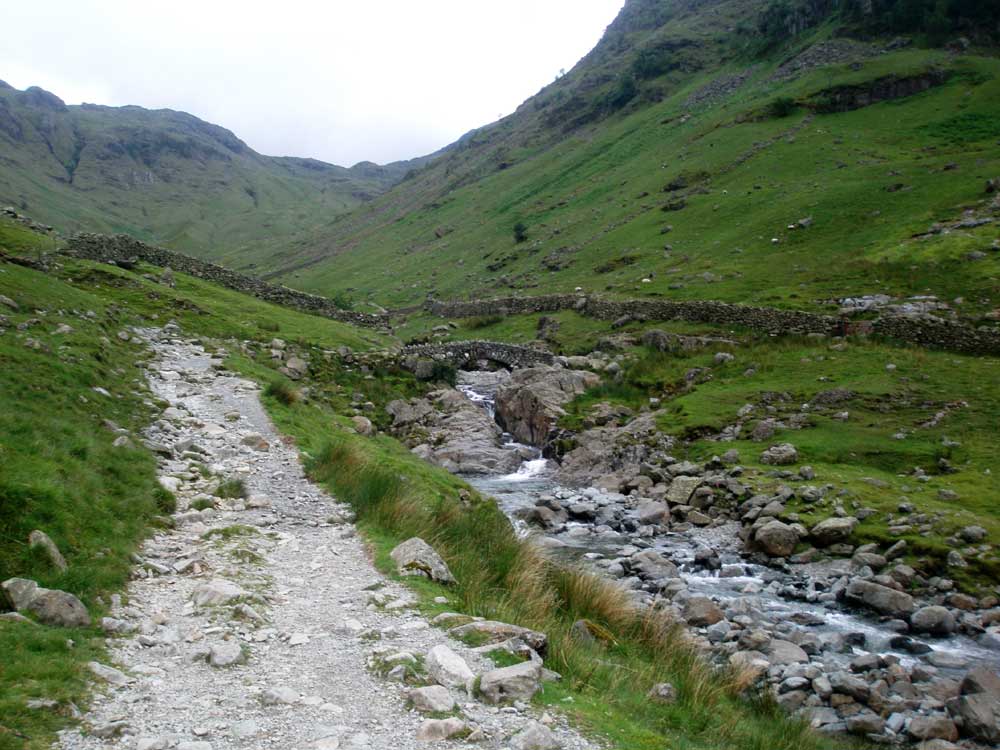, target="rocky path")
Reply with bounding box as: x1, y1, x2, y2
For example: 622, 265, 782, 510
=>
59, 326, 597, 750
